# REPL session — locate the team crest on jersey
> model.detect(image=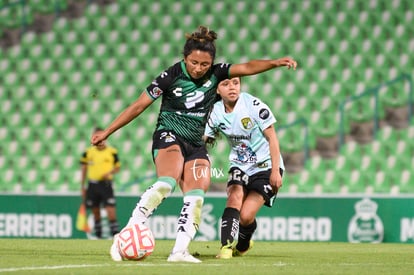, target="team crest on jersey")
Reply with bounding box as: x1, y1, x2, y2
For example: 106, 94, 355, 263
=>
241, 117, 253, 129
160, 131, 176, 142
